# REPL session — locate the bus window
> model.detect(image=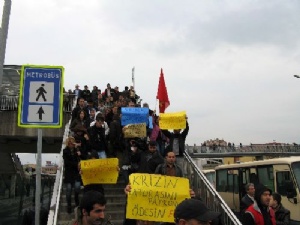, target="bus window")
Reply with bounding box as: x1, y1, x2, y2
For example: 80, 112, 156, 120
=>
234, 174, 239, 194
276, 171, 291, 196
257, 166, 274, 192
250, 173, 258, 185
242, 169, 250, 185
216, 169, 227, 192
292, 162, 300, 191
228, 174, 234, 192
